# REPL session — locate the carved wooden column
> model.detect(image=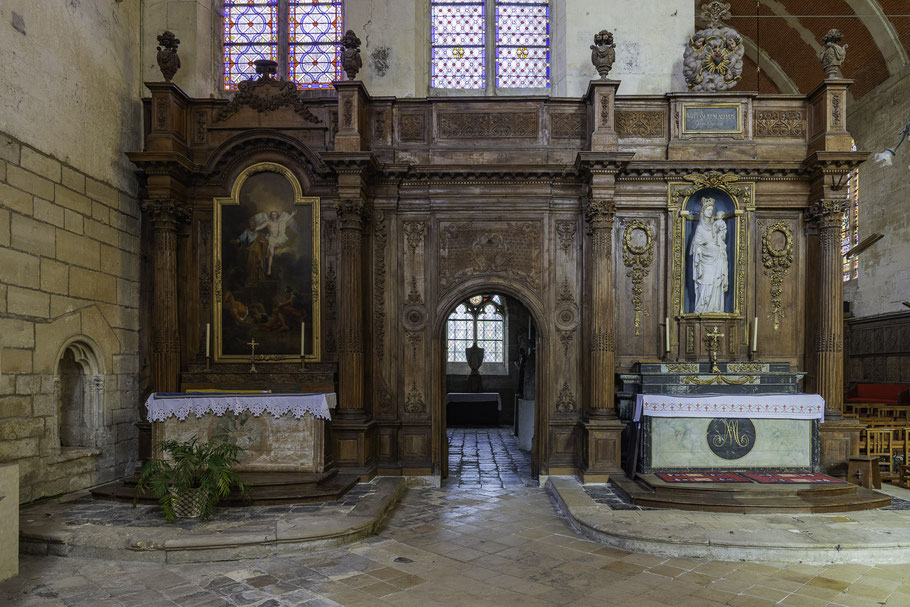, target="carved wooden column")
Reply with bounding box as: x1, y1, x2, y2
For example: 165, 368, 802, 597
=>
577, 152, 633, 482
336, 198, 367, 419
141, 199, 188, 394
